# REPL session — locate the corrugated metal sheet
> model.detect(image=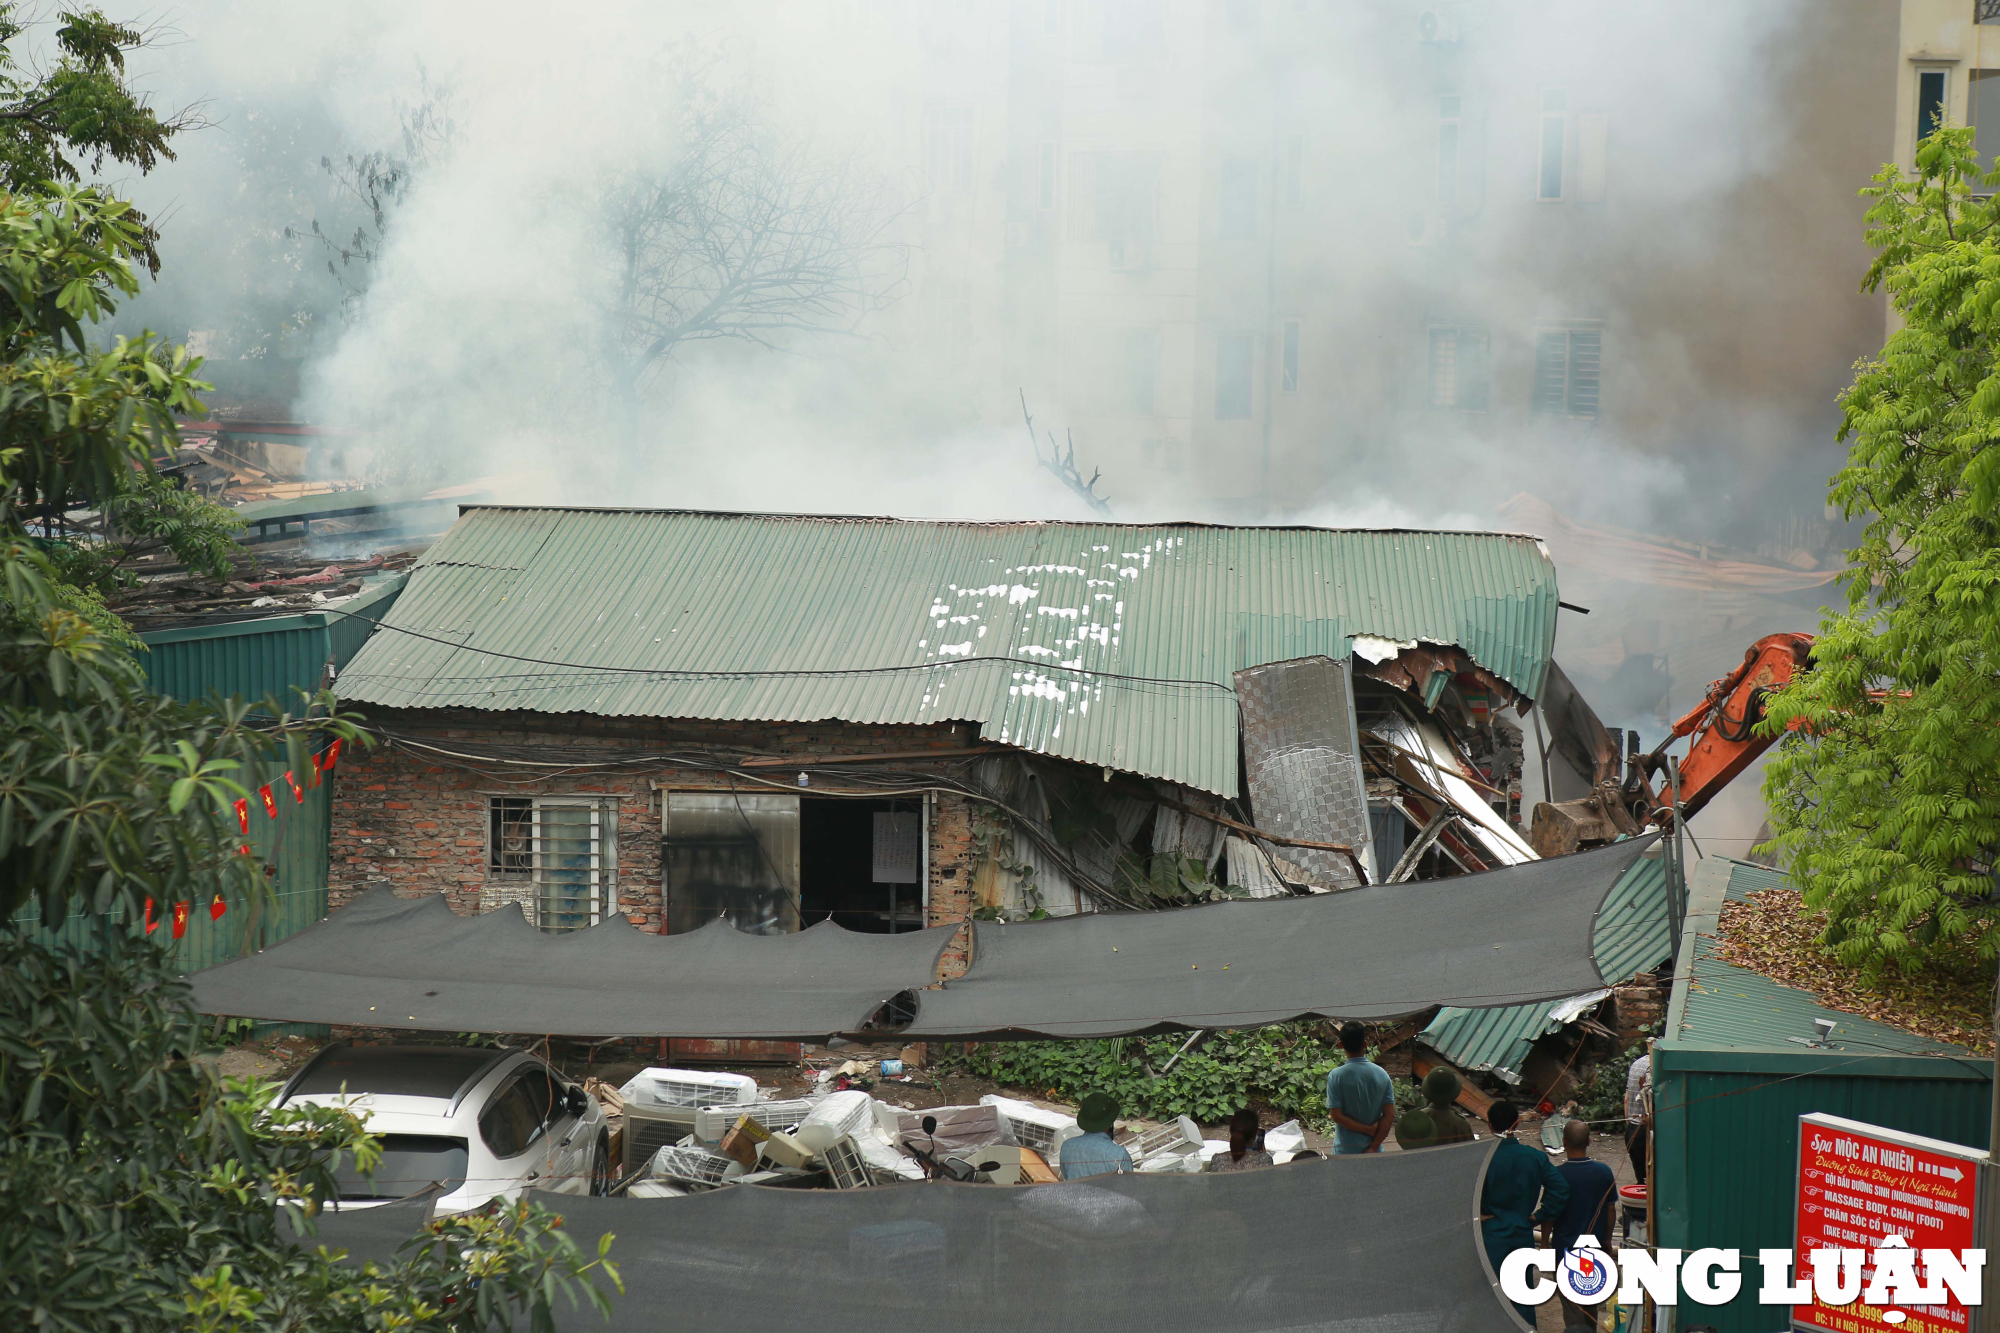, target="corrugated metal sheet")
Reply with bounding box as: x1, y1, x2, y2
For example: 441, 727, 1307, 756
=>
336, 508, 1560, 797
141, 575, 406, 703
1418, 847, 1671, 1074
12, 759, 332, 994
1672, 861, 1965, 1056
1650, 856, 1992, 1332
